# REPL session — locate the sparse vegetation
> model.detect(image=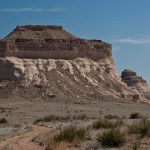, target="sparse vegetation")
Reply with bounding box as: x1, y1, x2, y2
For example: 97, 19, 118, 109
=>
104, 115, 120, 119
96, 129, 125, 147
34, 114, 92, 124
54, 125, 89, 143
0, 117, 8, 123
129, 112, 142, 119
46, 140, 68, 150
72, 114, 88, 120
46, 125, 89, 149
129, 119, 150, 136
34, 115, 70, 124
132, 140, 140, 150
93, 119, 123, 129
